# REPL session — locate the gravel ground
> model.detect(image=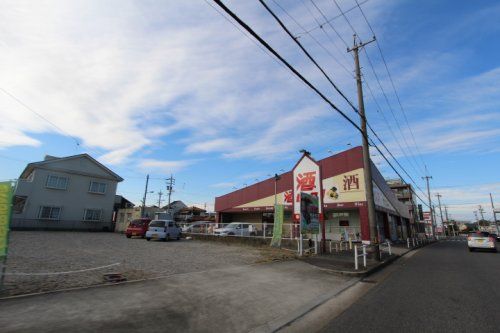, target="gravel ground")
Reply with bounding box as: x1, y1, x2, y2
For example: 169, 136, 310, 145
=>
1, 231, 284, 297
